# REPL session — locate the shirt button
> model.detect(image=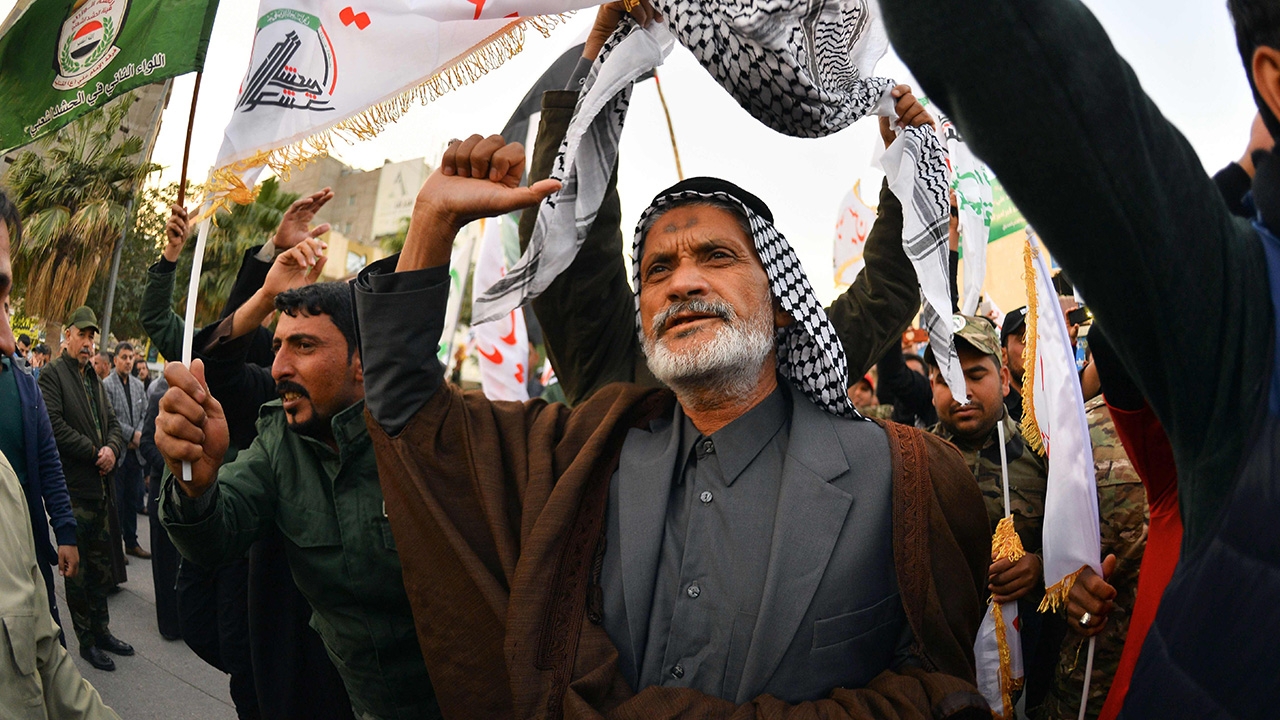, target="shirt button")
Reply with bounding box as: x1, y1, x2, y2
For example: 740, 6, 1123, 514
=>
701, 439, 715, 455
670, 664, 684, 679
699, 491, 713, 504
687, 583, 700, 598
